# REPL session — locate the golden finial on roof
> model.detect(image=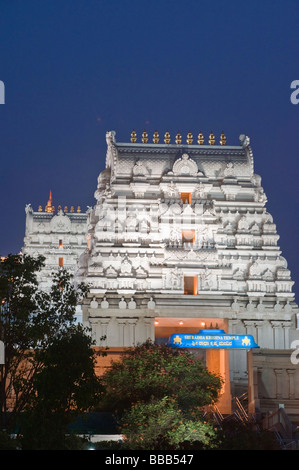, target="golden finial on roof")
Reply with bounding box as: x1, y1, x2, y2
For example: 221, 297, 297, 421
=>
197, 132, 204, 145
142, 130, 148, 143
38, 205, 42, 212
164, 131, 170, 144
58, 205, 62, 211
175, 132, 182, 145
64, 206, 68, 213
45, 190, 53, 213
220, 132, 226, 146
77, 206, 81, 213
187, 132, 193, 145
209, 132, 215, 145
70, 206, 74, 213
153, 131, 159, 144
131, 130, 137, 143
